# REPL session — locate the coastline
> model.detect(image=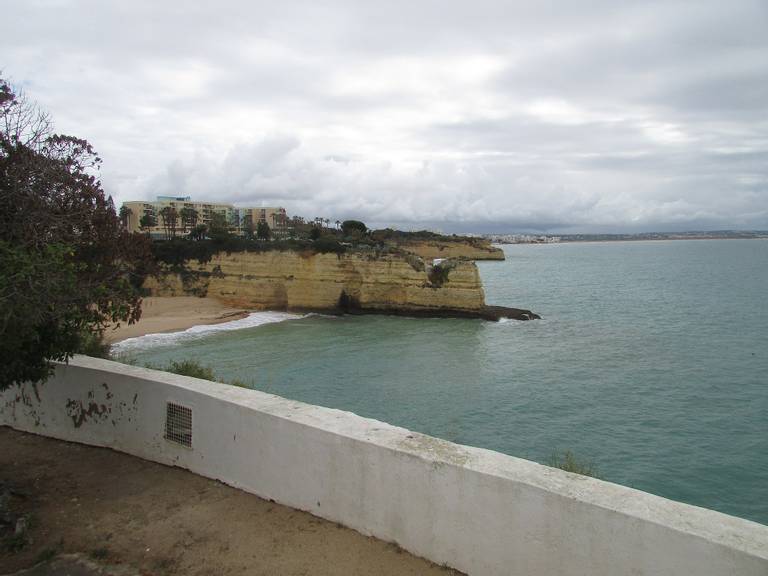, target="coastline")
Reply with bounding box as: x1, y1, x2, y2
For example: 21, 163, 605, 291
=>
107, 293, 541, 346
105, 297, 250, 343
